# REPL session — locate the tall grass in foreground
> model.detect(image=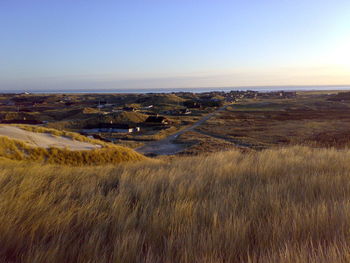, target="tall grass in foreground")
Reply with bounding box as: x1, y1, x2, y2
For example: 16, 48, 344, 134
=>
1, 146, 350, 262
